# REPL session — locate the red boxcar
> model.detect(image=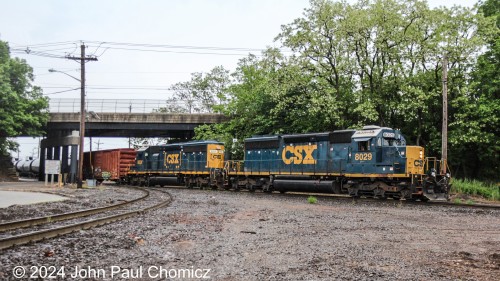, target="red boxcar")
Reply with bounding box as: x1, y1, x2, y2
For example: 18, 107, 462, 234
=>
83, 148, 136, 183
